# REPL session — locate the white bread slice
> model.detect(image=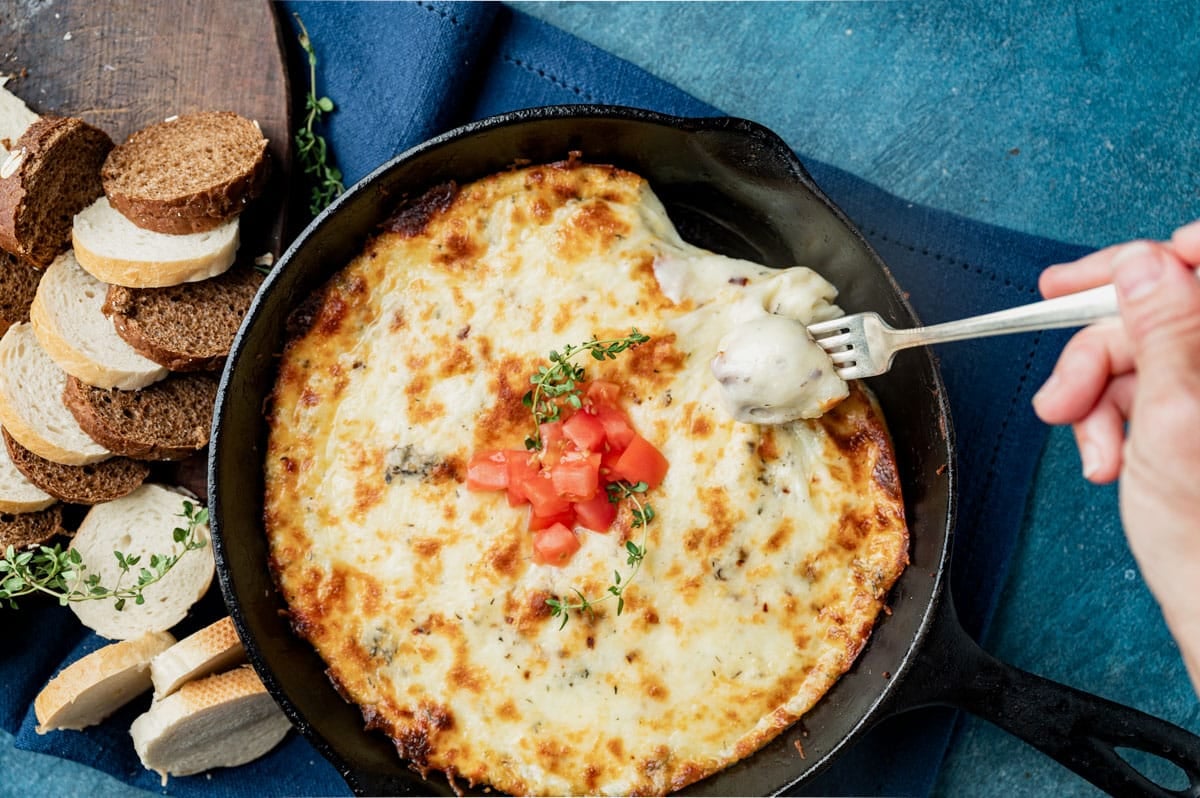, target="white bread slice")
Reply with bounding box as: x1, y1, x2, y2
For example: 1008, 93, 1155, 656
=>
72, 196, 239, 288
69, 484, 214, 640
0, 81, 39, 156
30, 251, 168, 389
151, 616, 246, 700
131, 665, 291, 784
0, 425, 55, 512
34, 630, 176, 733
0, 323, 112, 465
